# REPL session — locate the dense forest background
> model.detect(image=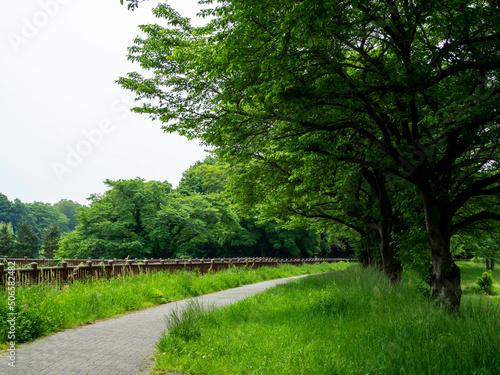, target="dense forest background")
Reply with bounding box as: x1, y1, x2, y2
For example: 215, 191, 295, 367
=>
0, 157, 355, 260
